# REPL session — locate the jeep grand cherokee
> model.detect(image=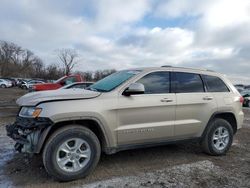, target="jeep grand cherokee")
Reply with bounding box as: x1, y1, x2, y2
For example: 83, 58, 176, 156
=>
6, 66, 244, 181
